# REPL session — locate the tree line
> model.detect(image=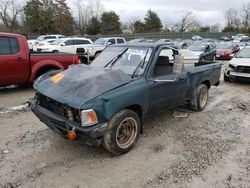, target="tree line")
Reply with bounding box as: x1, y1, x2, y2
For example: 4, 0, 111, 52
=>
223, 2, 250, 33
1, 0, 250, 36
